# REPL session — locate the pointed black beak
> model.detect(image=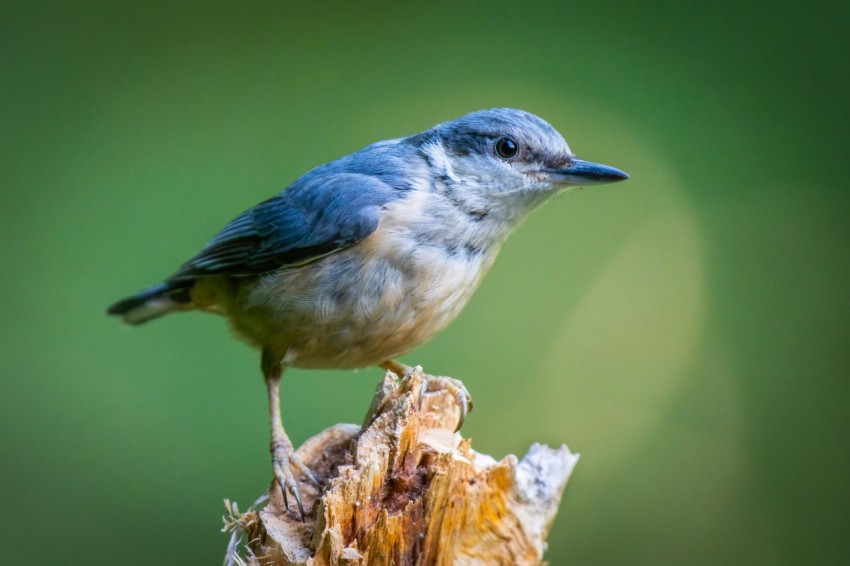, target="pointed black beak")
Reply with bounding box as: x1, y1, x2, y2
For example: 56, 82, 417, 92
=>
546, 158, 629, 186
